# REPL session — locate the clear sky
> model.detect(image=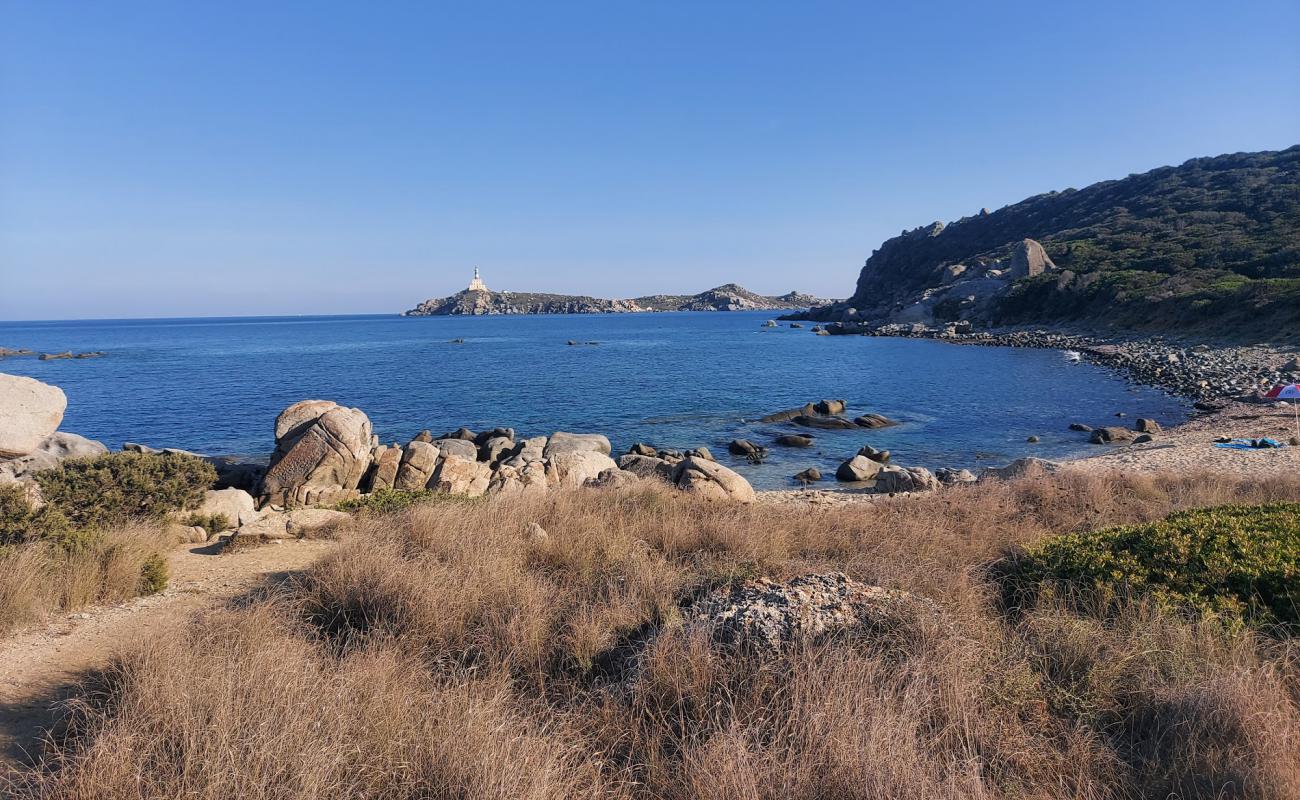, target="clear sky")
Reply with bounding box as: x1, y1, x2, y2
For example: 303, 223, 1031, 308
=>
2, 1, 1297, 320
